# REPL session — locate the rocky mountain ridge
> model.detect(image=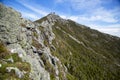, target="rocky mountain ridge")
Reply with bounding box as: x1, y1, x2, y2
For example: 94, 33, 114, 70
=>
0, 3, 120, 80
0, 3, 63, 80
